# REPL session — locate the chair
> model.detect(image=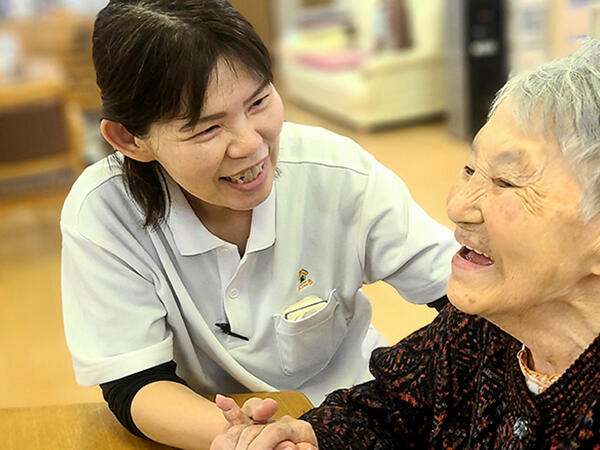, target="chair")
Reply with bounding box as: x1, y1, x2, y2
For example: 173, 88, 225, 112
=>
4, 8, 101, 114
0, 64, 84, 196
